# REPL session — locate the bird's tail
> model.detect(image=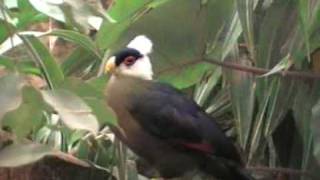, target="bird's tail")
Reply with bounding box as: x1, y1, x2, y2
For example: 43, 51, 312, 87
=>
200, 156, 254, 180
